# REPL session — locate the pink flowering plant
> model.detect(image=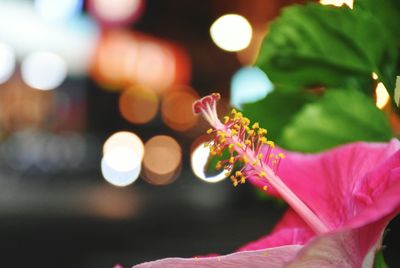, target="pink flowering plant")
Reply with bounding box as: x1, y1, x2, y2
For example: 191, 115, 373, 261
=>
133, 94, 400, 268
133, 1, 400, 267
